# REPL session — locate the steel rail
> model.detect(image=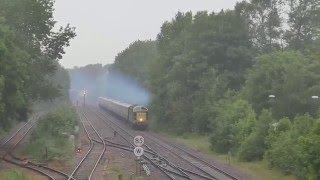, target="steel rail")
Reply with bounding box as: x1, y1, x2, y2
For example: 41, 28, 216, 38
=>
93, 138, 218, 180
90, 108, 175, 179
141, 132, 220, 180
67, 108, 106, 180
83, 109, 107, 179
146, 132, 240, 180
89, 107, 193, 180
91, 108, 191, 177
1, 115, 72, 180
94, 106, 236, 180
